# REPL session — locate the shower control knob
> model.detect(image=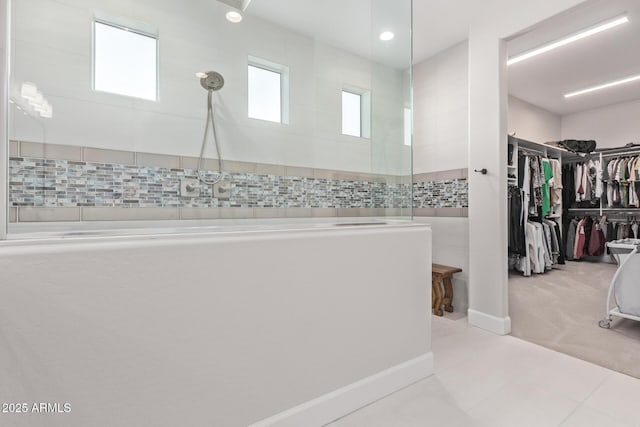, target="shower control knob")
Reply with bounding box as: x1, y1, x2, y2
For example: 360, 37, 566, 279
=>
180, 178, 201, 197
